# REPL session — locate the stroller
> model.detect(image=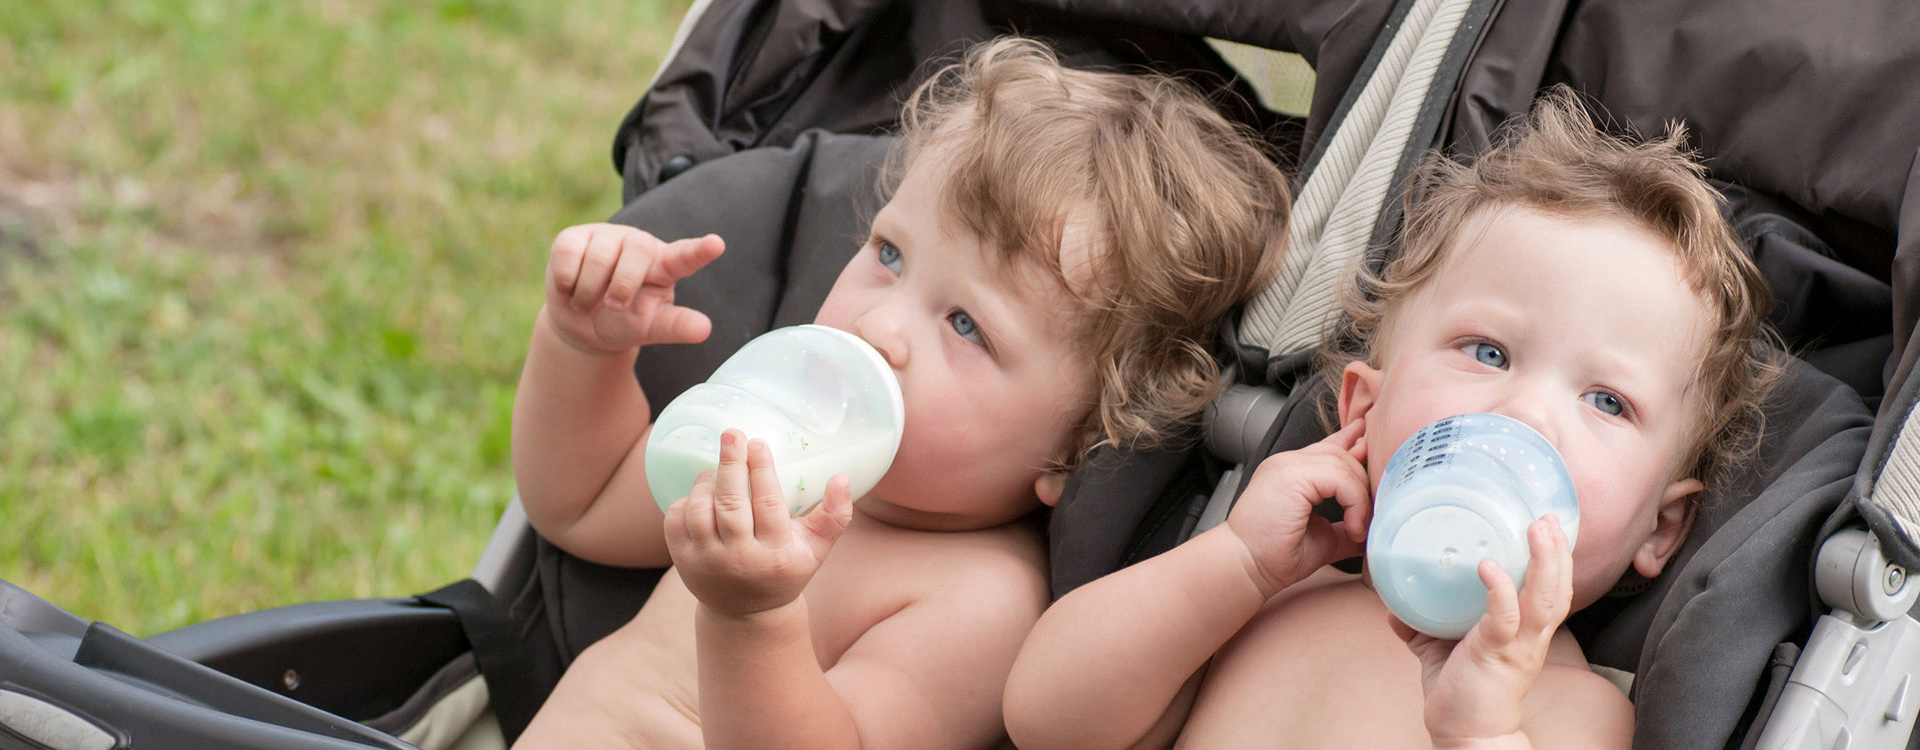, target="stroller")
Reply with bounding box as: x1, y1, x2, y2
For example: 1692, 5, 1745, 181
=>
4, 1, 1918, 748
